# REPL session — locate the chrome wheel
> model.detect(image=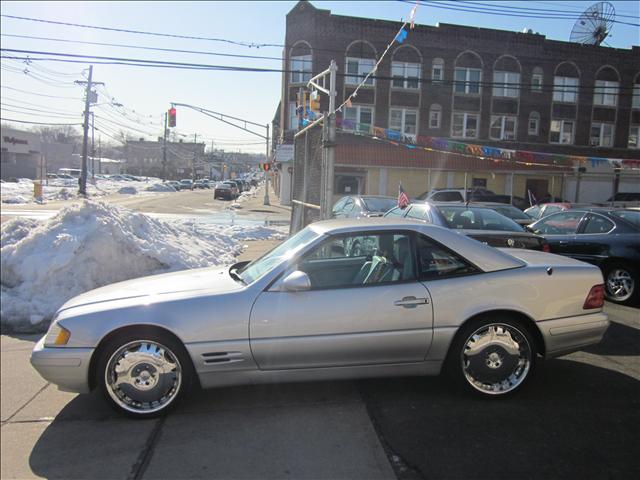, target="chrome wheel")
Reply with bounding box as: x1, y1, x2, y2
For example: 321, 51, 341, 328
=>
606, 268, 634, 302
105, 340, 182, 414
461, 323, 532, 395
